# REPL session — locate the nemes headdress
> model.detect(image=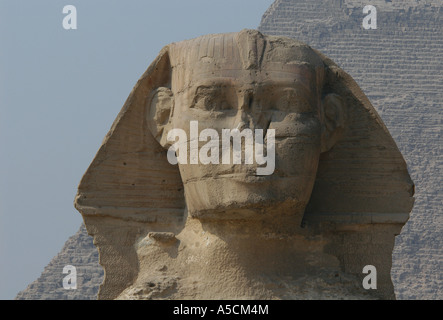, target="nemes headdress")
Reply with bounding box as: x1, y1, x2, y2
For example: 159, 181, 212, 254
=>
74, 30, 414, 299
